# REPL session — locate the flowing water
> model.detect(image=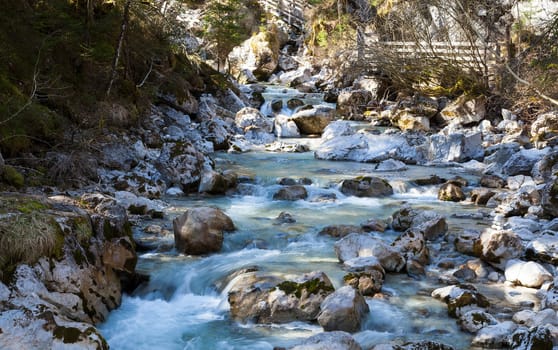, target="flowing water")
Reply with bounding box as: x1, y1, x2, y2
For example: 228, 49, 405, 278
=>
99, 88, 491, 350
